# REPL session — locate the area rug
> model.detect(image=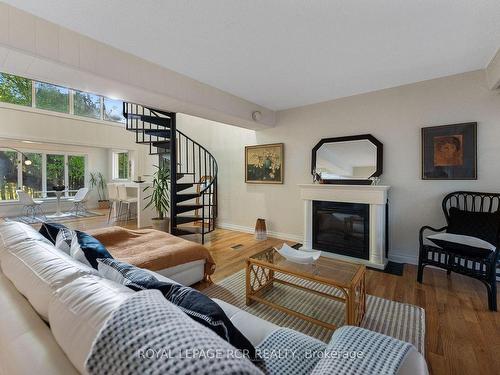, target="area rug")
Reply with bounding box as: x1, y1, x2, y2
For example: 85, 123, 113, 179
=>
202, 269, 425, 353
4, 211, 103, 224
